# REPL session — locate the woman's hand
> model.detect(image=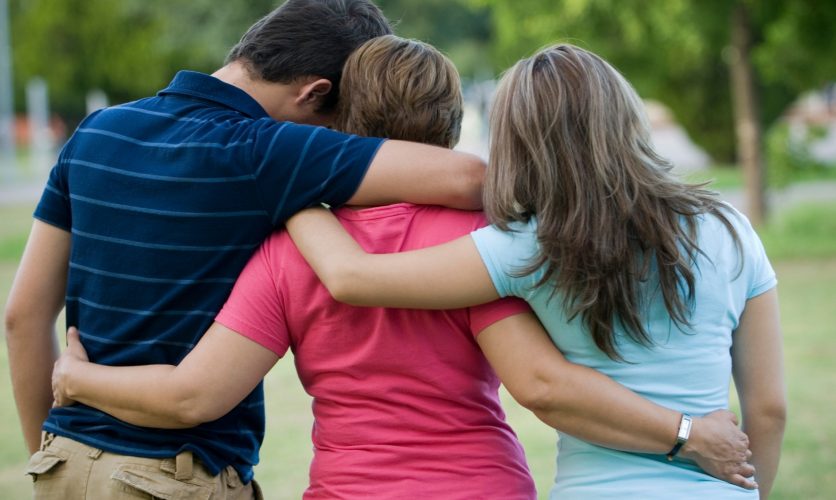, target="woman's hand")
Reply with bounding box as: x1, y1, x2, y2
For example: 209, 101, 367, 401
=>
51, 327, 88, 407
682, 410, 757, 489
